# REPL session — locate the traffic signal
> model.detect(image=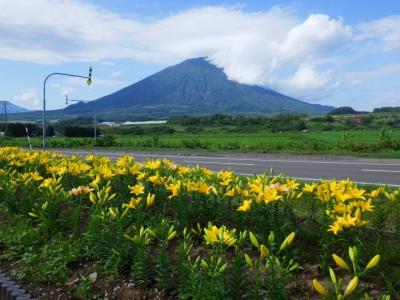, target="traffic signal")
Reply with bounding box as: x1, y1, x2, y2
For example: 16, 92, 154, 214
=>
87, 66, 92, 85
